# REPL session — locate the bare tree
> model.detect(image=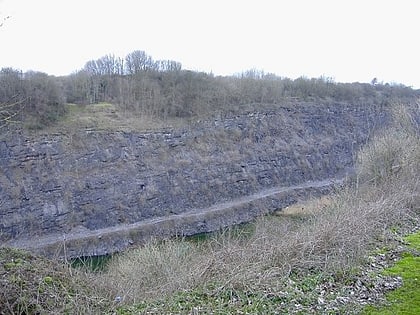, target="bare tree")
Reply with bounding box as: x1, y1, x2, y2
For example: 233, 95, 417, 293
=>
0, 68, 25, 132
0, 98, 24, 130
0, 19, 25, 131
0, 15, 10, 28
125, 50, 154, 74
